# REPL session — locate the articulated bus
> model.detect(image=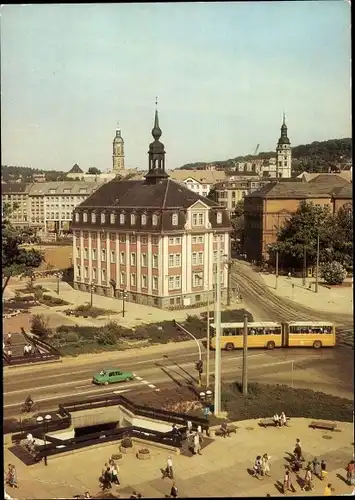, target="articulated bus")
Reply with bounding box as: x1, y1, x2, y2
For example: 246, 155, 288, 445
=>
209, 321, 336, 350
